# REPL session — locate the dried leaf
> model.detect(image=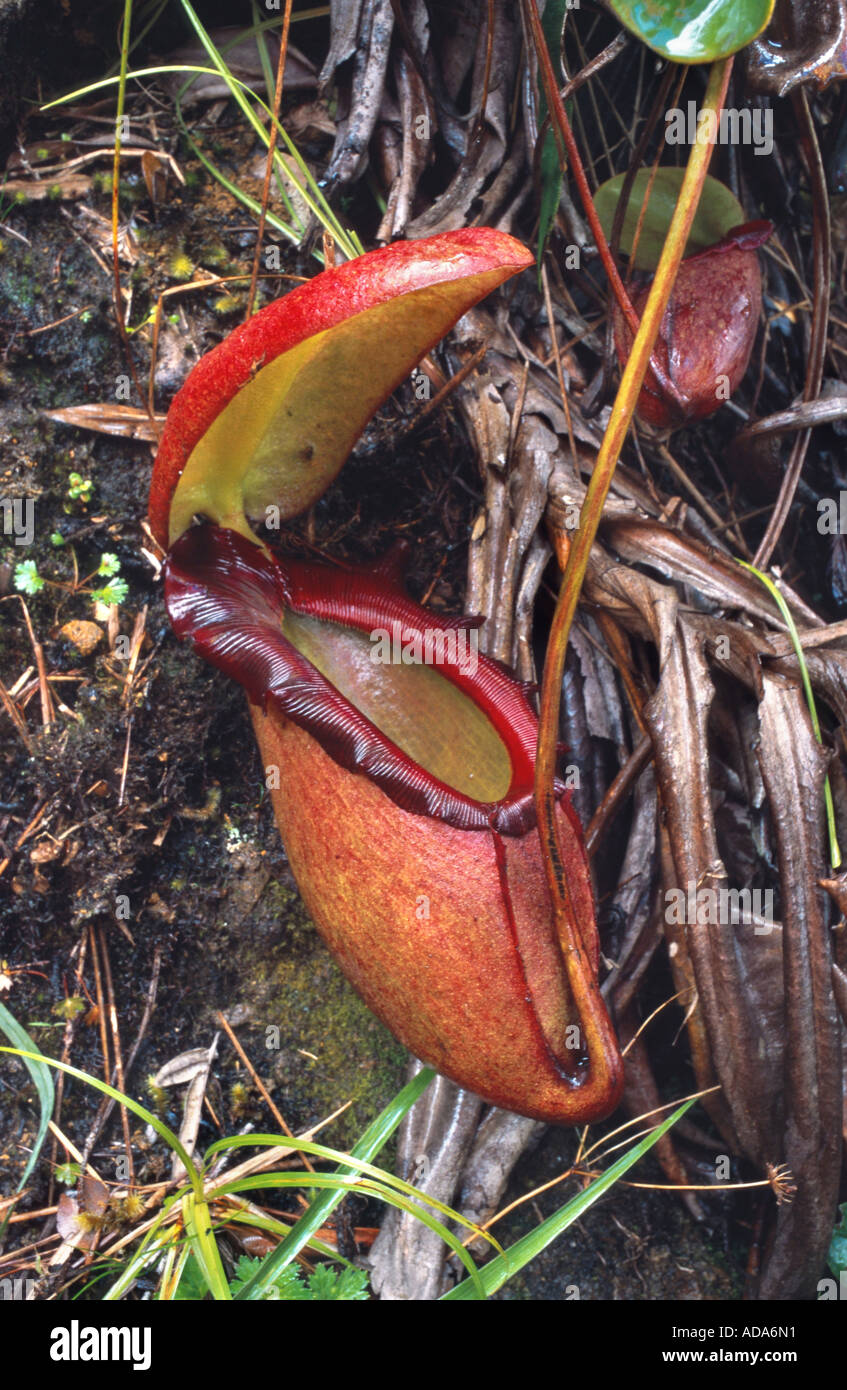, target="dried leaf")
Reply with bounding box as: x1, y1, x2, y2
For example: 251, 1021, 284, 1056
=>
29, 839, 62, 865
646, 621, 783, 1158
79, 1174, 109, 1216
753, 676, 843, 1297
322, 0, 394, 189
171, 1037, 219, 1181
153, 1047, 214, 1088
319, 0, 365, 89
1, 172, 91, 202
43, 404, 164, 442
601, 516, 822, 631
141, 150, 169, 205
53, 1176, 109, 1258
162, 28, 316, 105
408, 0, 519, 236
747, 0, 847, 93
